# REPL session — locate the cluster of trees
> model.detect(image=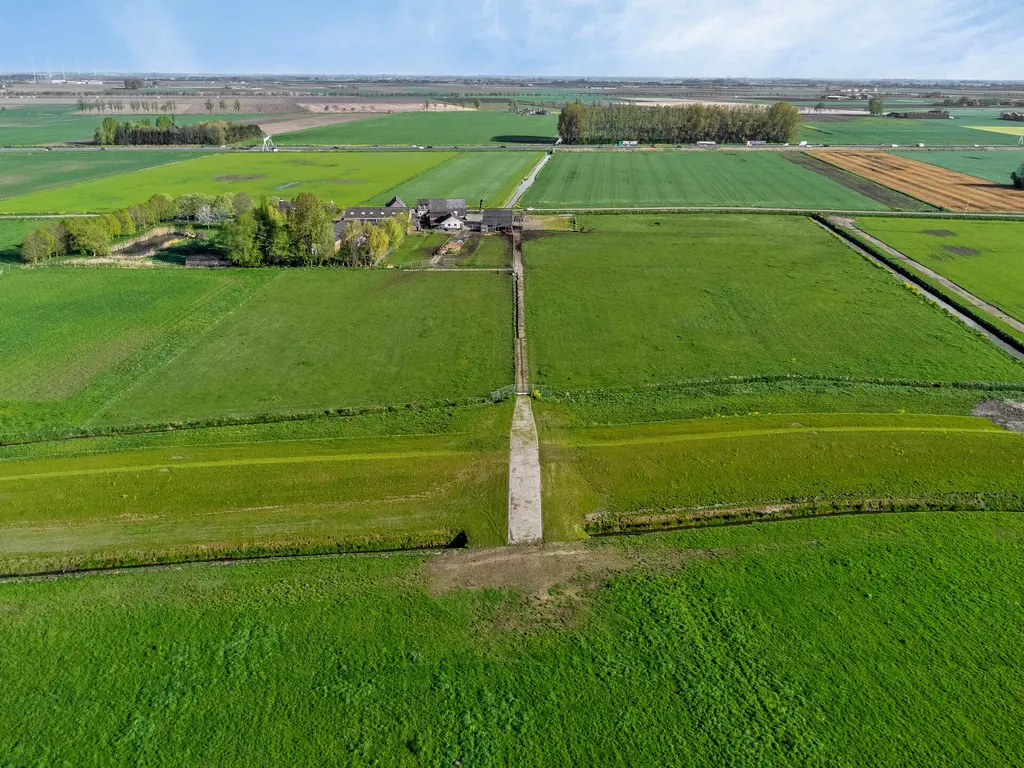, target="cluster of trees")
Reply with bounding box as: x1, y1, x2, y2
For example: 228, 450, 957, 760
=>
1012, 164, 1024, 190
557, 101, 801, 145
94, 117, 263, 146
222, 195, 409, 268
869, 98, 885, 116
123, 78, 146, 90
20, 194, 180, 263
